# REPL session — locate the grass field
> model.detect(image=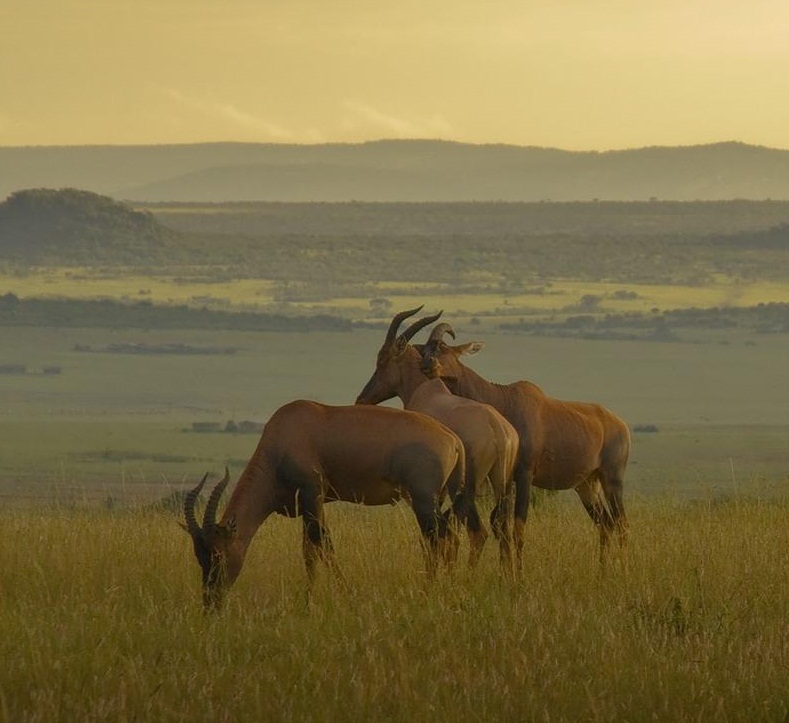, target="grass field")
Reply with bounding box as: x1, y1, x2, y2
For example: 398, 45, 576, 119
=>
2, 496, 787, 721
3, 200, 788, 719
2, 326, 787, 505
2, 323, 787, 721
4, 267, 789, 326
1, 419, 786, 508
